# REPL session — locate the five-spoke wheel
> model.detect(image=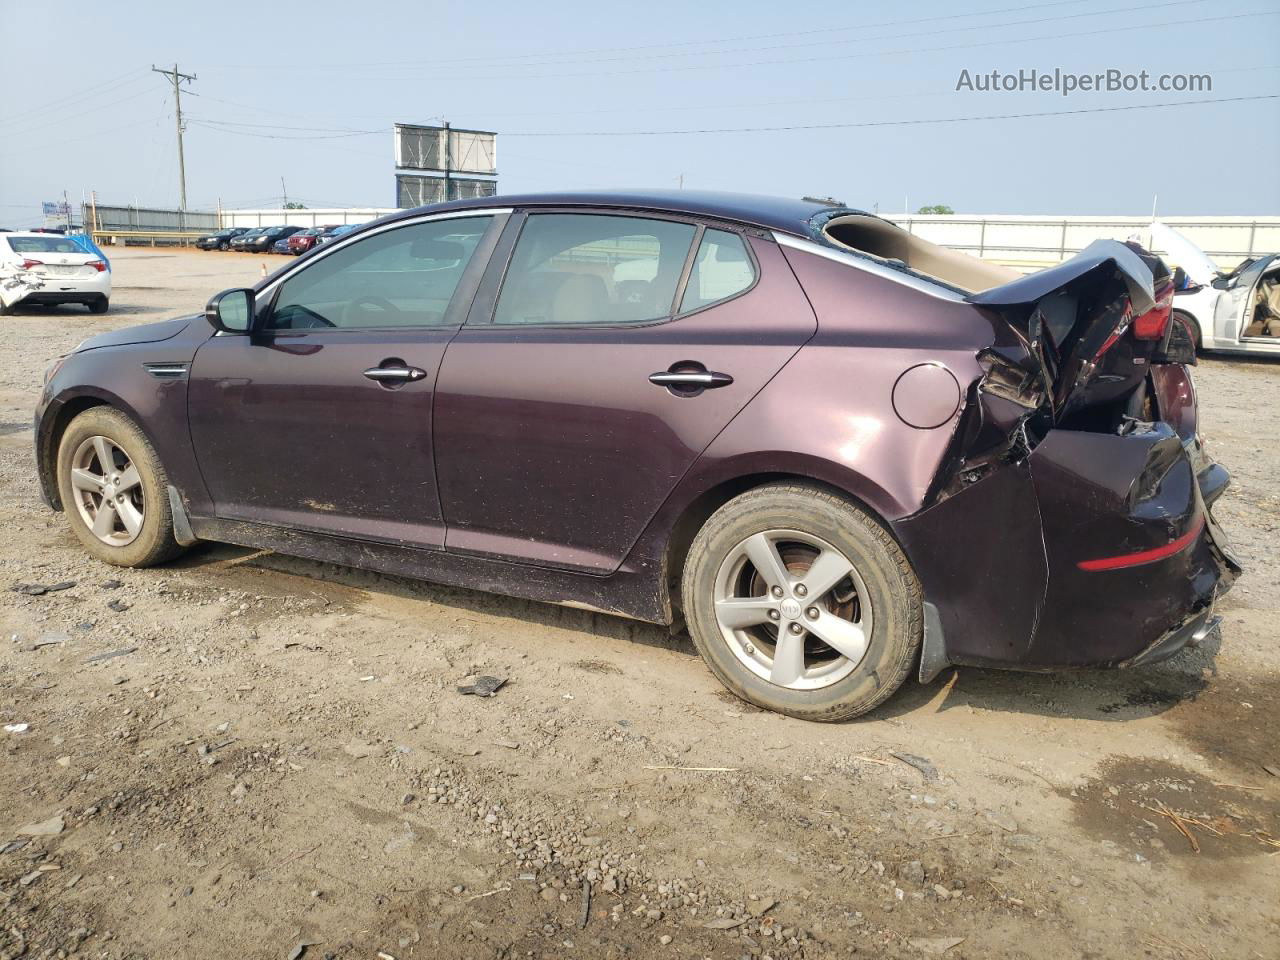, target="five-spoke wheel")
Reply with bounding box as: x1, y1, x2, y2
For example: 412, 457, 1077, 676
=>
683, 483, 921, 721
69, 435, 145, 546
55, 407, 185, 567
713, 530, 872, 690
